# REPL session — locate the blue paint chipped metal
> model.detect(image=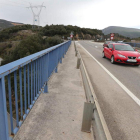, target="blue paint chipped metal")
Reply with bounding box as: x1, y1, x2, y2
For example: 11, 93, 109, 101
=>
0, 40, 71, 140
